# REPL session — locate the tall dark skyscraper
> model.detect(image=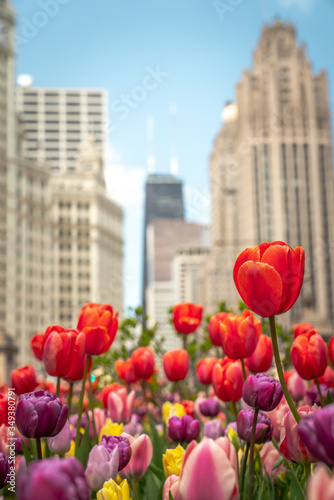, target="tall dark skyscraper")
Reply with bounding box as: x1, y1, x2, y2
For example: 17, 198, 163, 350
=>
142, 174, 184, 310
